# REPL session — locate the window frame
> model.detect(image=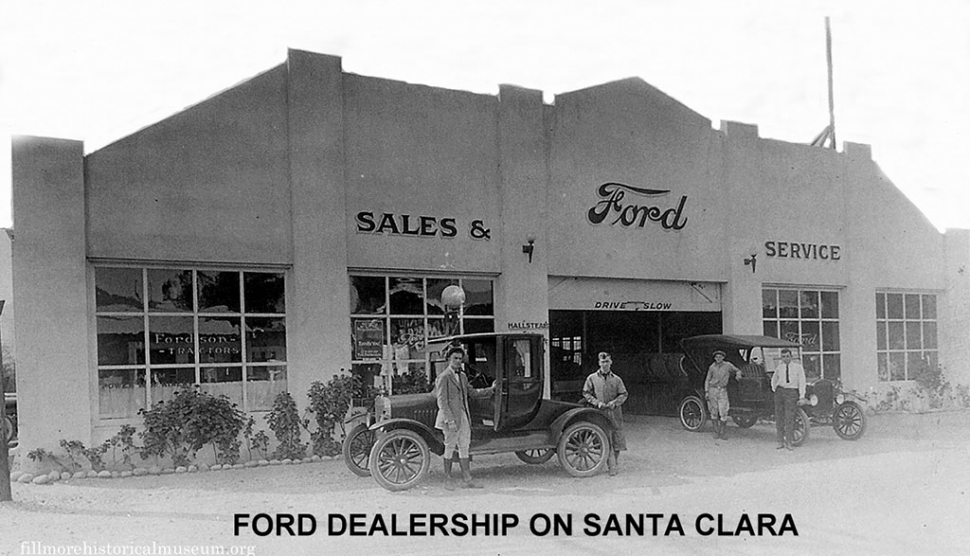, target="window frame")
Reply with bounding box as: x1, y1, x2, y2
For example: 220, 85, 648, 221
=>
94, 265, 287, 420
875, 291, 938, 382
